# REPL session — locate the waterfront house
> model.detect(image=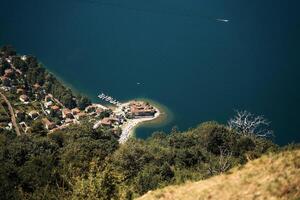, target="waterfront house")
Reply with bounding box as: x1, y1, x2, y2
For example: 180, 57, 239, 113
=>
85, 105, 97, 113
129, 101, 156, 118
130, 108, 156, 117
